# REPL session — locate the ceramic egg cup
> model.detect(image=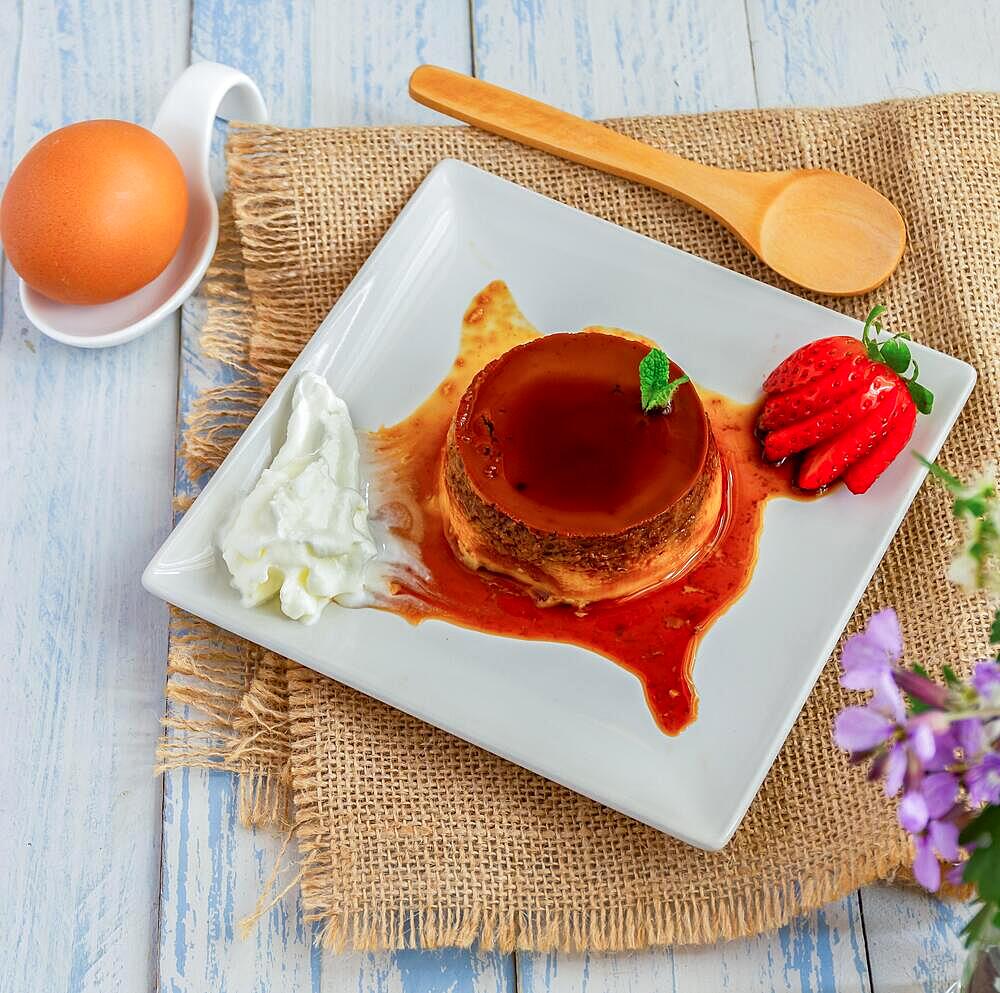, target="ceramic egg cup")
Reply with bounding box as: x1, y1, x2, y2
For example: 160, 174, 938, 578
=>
20, 62, 267, 348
